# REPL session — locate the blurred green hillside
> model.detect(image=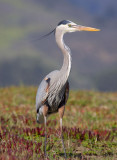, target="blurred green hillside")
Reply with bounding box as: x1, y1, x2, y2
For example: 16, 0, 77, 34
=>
0, 0, 117, 91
